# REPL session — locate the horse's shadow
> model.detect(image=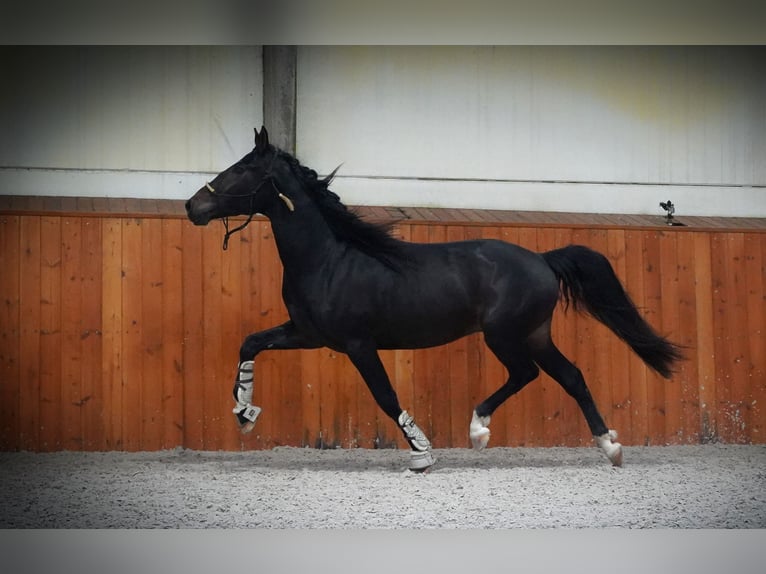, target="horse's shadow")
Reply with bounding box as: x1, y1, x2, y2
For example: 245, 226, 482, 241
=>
170, 446, 613, 474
